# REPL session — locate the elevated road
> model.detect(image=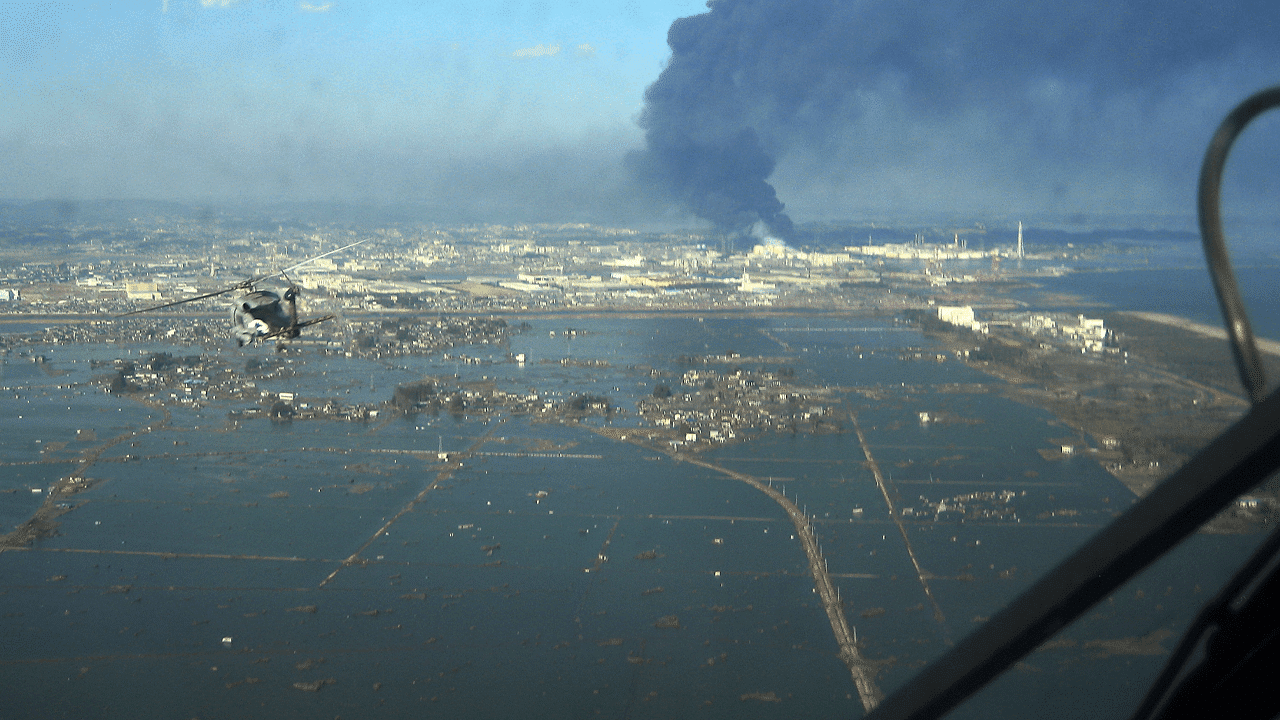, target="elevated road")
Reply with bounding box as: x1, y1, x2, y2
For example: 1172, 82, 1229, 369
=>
590, 426, 884, 712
